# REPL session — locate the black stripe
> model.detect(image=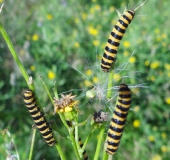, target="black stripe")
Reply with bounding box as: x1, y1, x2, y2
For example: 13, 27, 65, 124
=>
114, 110, 128, 118
118, 19, 128, 28
108, 132, 122, 140
101, 58, 113, 66
107, 139, 120, 147
32, 112, 44, 120
83, 150, 86, 154
123, 14, 131, 24
119, 94, 131, 99
117, 104, 129, 112
29, 110, 40, 116
39, 125, 49, 131
44, 136, 54, 141
103, 52, 116, 61
111, 32, 122, 40
36, 120, 46, 126
112, 117, 126, 125
128, 10, 135, 18
48, 140, 56, 145
109, 125, 124, 133
27, 104, 37, 110
118, 99, 131, 106
24, 98, 36, 106
42, 130, 52, 136
115, 25, 125, 34
105, 46, 117, 54
107, 147, 118, 153
108, 38, 120, 46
